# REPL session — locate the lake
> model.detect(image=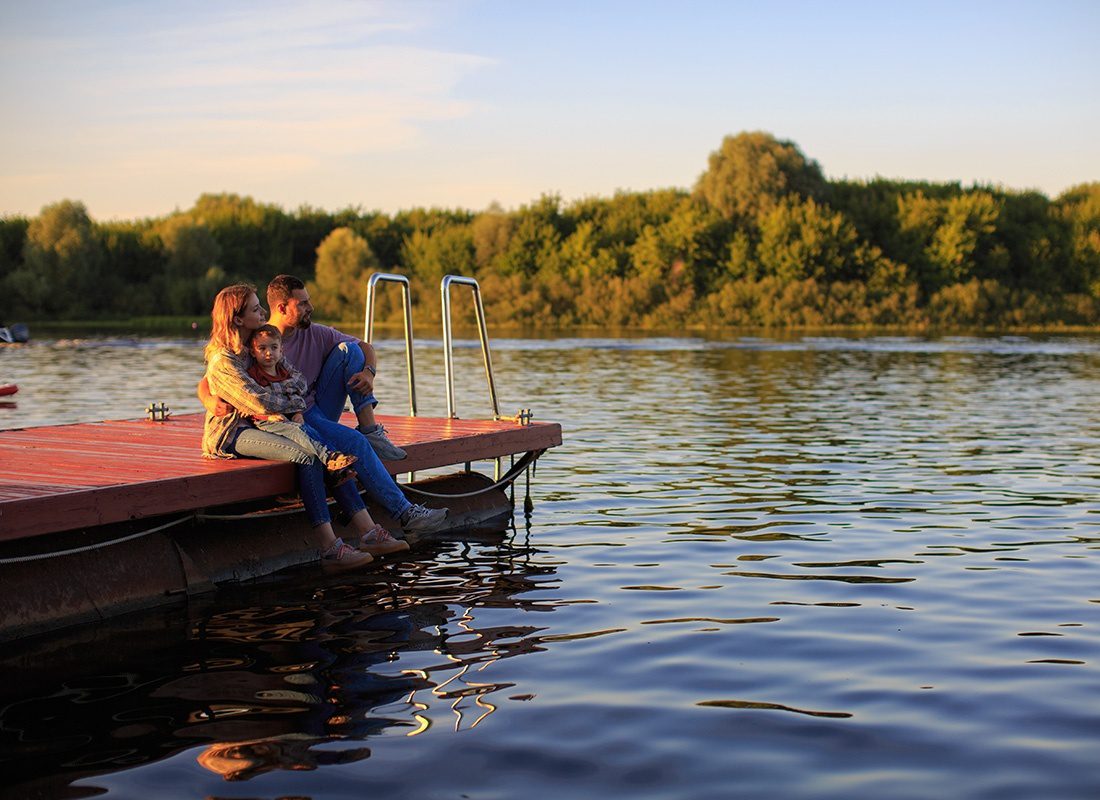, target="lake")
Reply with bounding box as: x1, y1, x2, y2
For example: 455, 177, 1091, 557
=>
2, 331, 1099, 799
